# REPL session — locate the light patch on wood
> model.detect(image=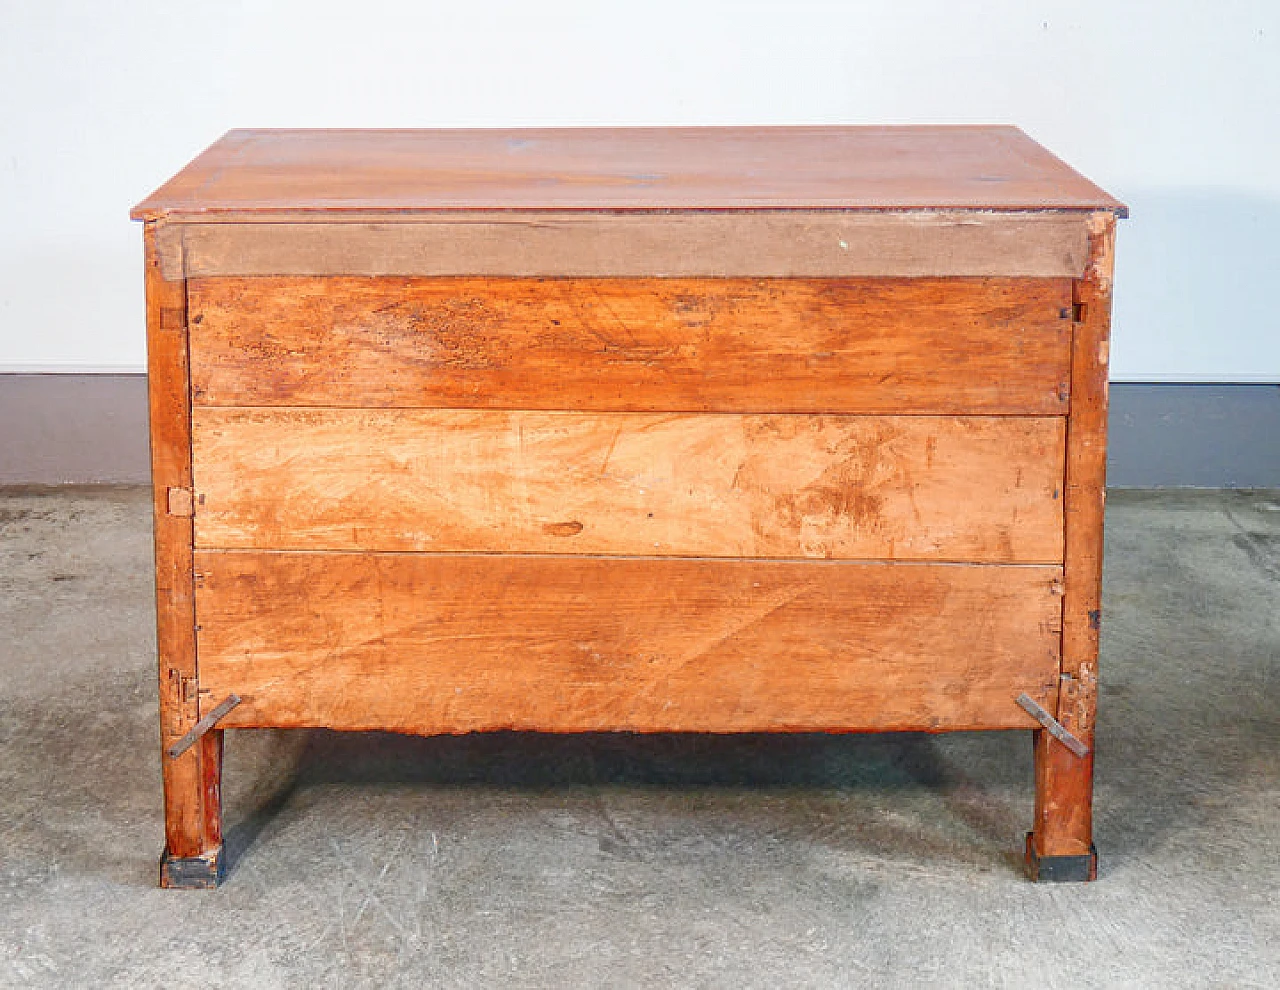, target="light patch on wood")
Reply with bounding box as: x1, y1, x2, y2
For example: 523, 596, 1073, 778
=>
191, 409, 1066, 562
1085, 211, 1116, 293
166, 487, 194, 518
